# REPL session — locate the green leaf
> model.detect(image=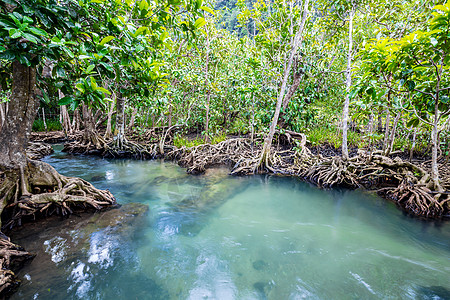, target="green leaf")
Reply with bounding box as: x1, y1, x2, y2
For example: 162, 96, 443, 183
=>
9, 28, 22, 39
75, 83, 85, 93
406, 118, 420, 128
28, 27, 48, 37
134, 27, 147, 36
200, 6, 215, 15
58, 96, 74, 105
96, 87, 111, 95
56, 66, 66, 77
0, 51, 16, 61
41, 91, 50, 104
194, 18, 206, 28
97, 62, 111, 73
22, 32, 38, 43
18, 55, 30, 66
100, 35, 115, 46
23, 16, 33, 24
85, 64, 95, 74
139, 0, 149, 10
90, 77, 97, 89
195, 0, 203, 10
